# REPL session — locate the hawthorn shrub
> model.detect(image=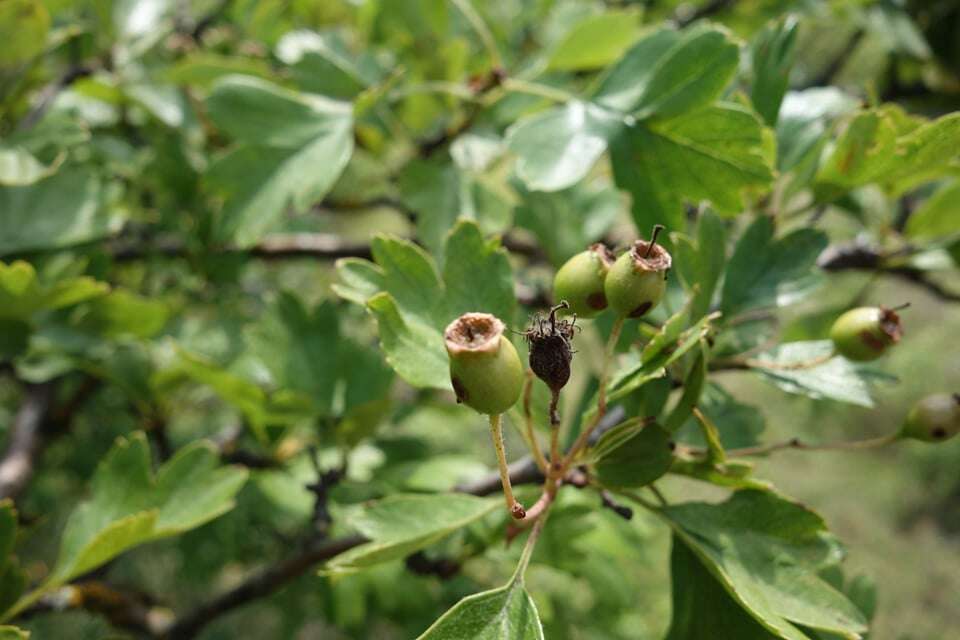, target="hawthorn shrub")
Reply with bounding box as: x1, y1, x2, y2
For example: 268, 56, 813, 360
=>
1, 1, 960, 639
